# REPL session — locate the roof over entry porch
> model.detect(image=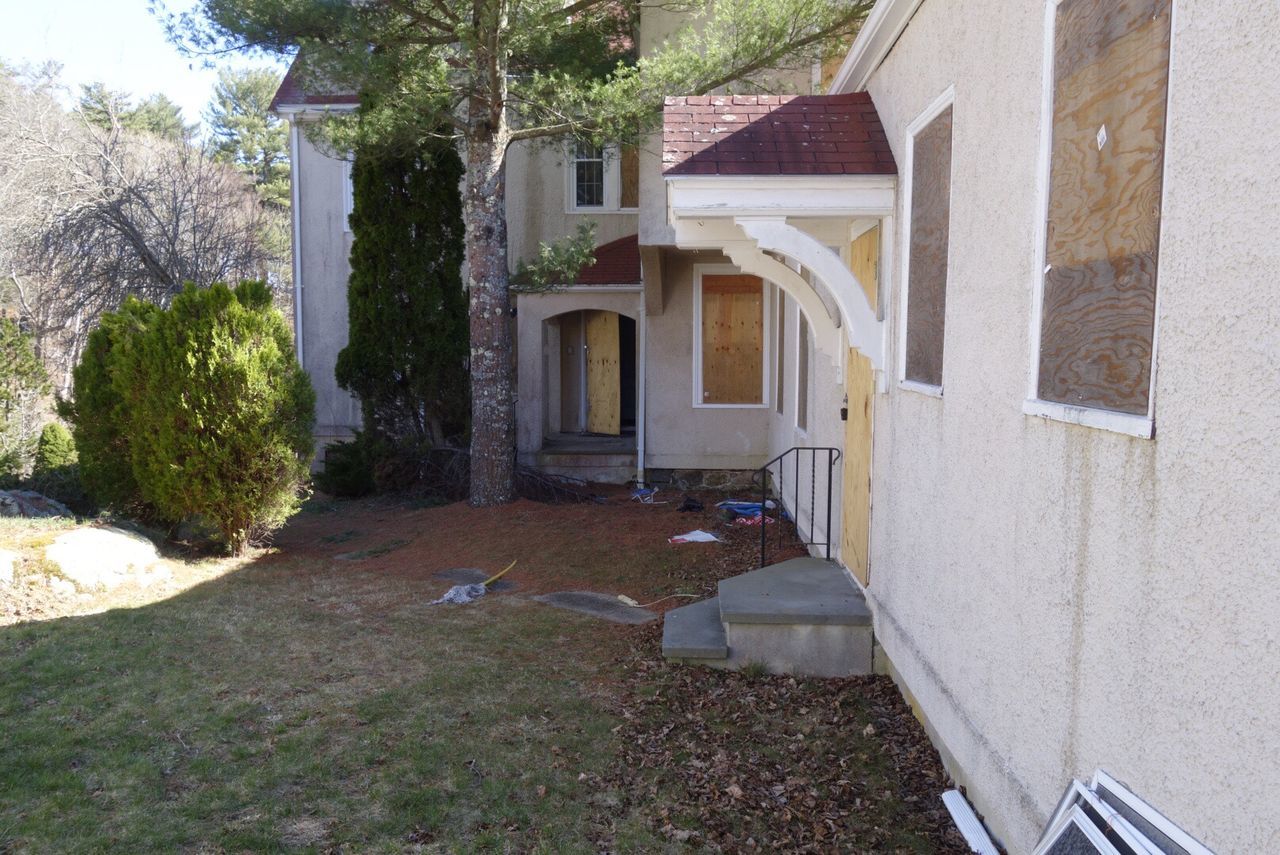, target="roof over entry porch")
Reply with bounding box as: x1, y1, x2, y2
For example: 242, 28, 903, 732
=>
662, 93, 897, 380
